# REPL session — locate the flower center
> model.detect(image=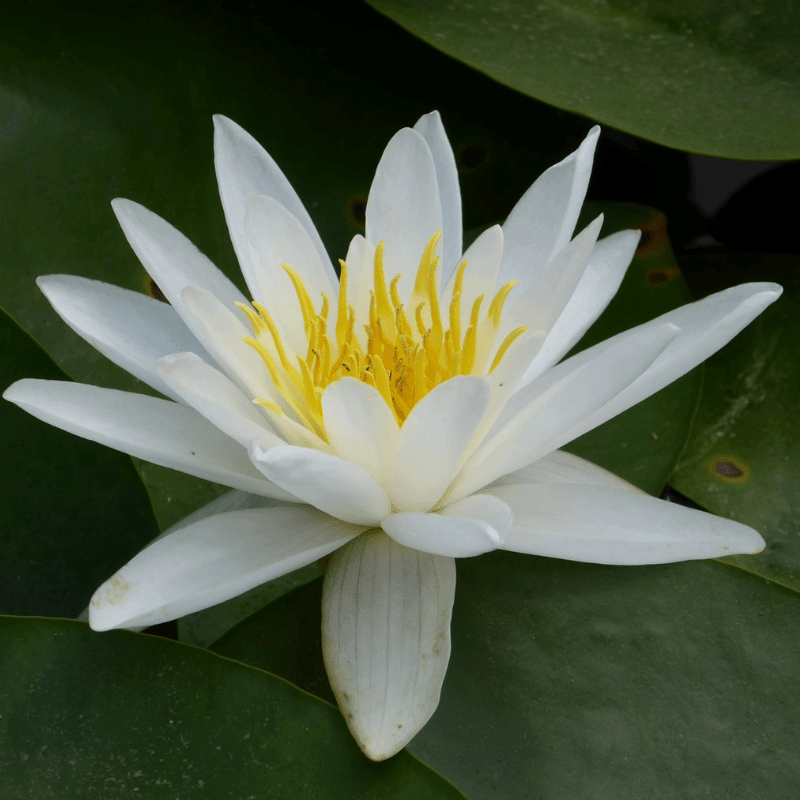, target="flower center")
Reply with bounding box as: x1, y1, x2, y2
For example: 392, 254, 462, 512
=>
237, 231, 526, 441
